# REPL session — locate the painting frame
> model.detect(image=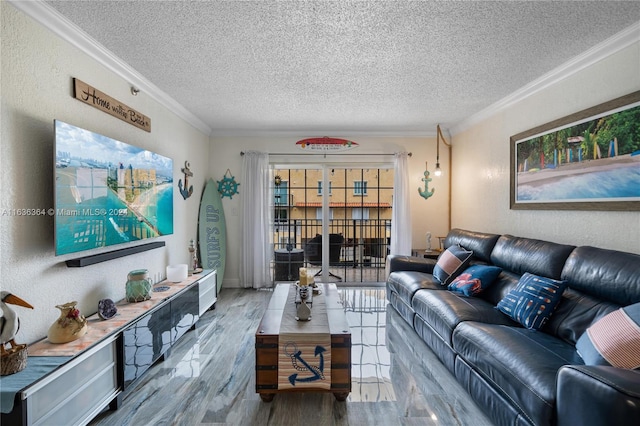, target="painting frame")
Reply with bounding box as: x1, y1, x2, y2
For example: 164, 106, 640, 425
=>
510, 91, 640, 211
